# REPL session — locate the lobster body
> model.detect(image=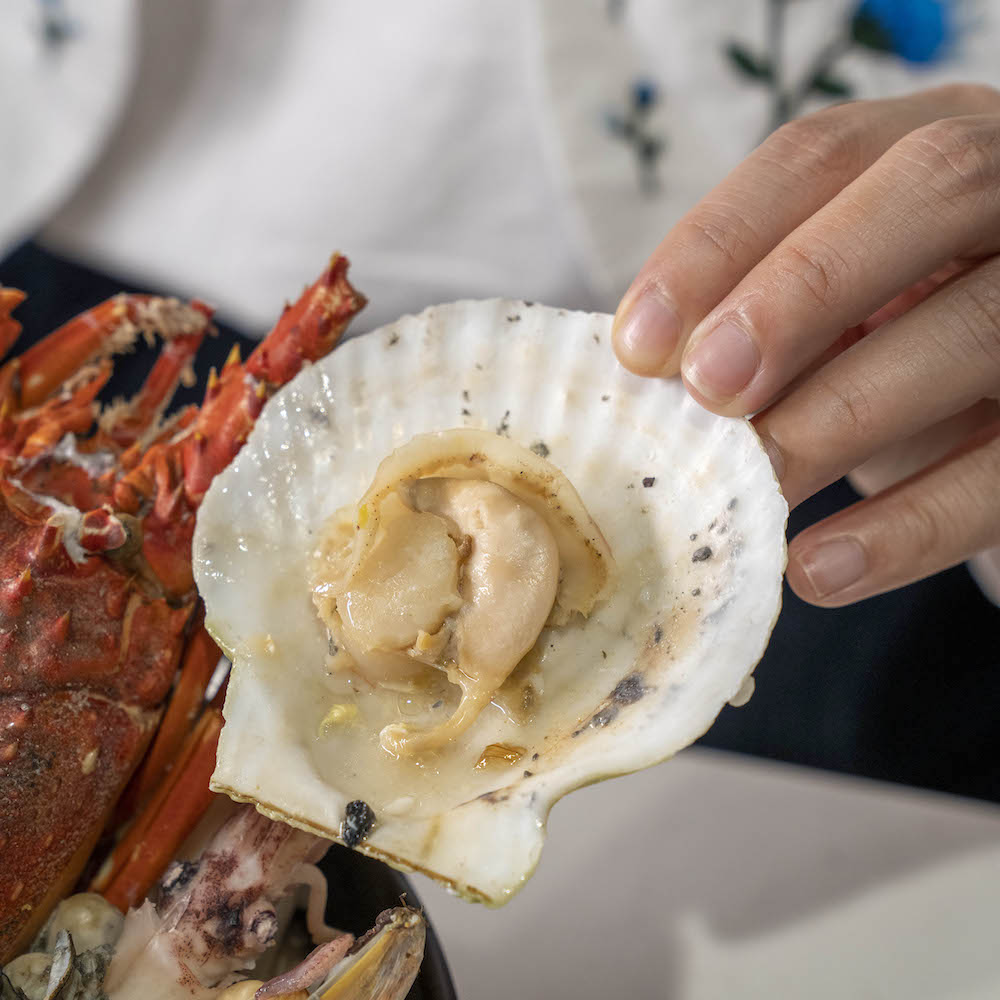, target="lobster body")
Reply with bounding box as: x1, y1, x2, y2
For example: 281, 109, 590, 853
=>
0, 258, 365, 960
